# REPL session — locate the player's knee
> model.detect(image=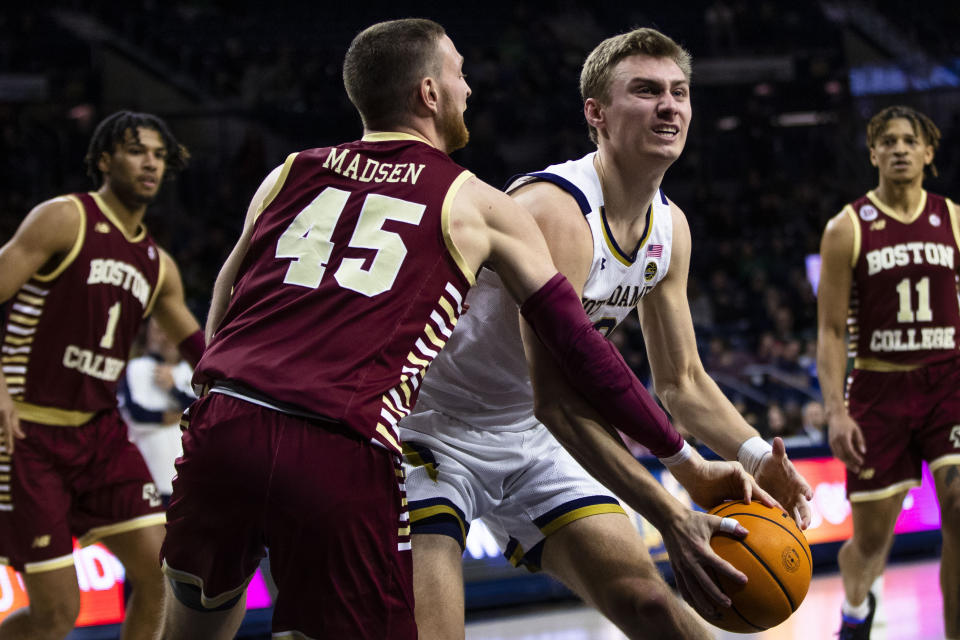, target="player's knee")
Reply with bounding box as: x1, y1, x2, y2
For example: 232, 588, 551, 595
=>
849, 523, 894, 555
34, 596, 81, 637
602, 576, 675, 626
